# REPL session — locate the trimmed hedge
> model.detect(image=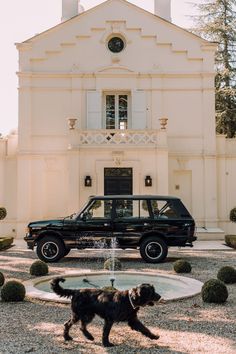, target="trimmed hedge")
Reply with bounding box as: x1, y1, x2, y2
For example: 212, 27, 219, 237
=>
104, 258, 122, 271
1, 280, 26, 302
225, 235, 236, 249
0, 237, 14, 251
217, 266, 236, 284
201, 279, 228, 304
173, 259, 192, 273
30, 260, 49, 276
0, 272, 5, 286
